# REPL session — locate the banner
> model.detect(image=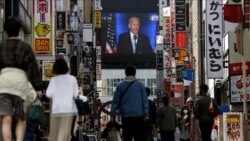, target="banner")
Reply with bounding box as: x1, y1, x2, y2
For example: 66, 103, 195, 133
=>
32, 0, 53, 55
206, 0, 223, 78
